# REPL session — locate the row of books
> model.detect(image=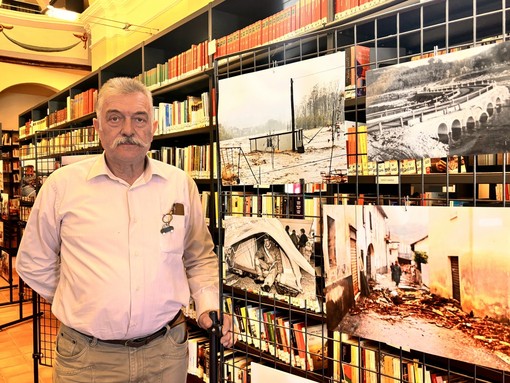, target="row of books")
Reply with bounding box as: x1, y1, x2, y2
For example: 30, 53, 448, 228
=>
333, 333, 483, 383
0, 193, 20, 221
223, 191, 326, 221
69, 88, 98, 121
138, 0, 395, 87
141, 40, 209, 90
409, 32, 509, 62
334, 0, 392, 21
147, 144, 217, 180
46, 89, 98, 130
223, 352, 252, 383
346, 125, 368, 167
20, 116, 47, 138
1, 132, 19, 146
478, 183, 510, 202
471, 153, 510, 166
20, 87, 216, 139
153, 91, 210, 136
345, 126, 466, 176
1, 160, 20, 174
224, 296, 327, 372
183, 300, 252, 383
19, 126, 100, 160
347, 157, 468, 176
410, 46, 465, 62
215, 0, 329, 59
